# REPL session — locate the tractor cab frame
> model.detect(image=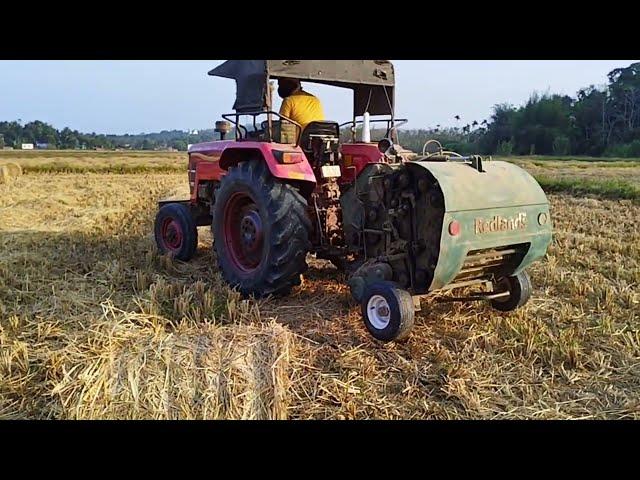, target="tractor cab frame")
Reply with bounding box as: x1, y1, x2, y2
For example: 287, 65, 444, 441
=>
204, 60, 409, 195
208, 59, 398, 142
